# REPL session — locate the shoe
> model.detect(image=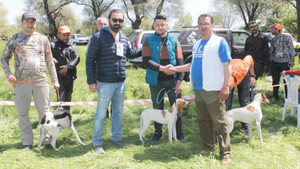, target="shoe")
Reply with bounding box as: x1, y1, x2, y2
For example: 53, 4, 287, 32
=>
93, 145, 105, 154
177, 136, 186, 142
22, 145, 32, 149
221, 156, 231, 165
152, 133, 162, 141
113, 140, 126, 147
195, 147, 214, 154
